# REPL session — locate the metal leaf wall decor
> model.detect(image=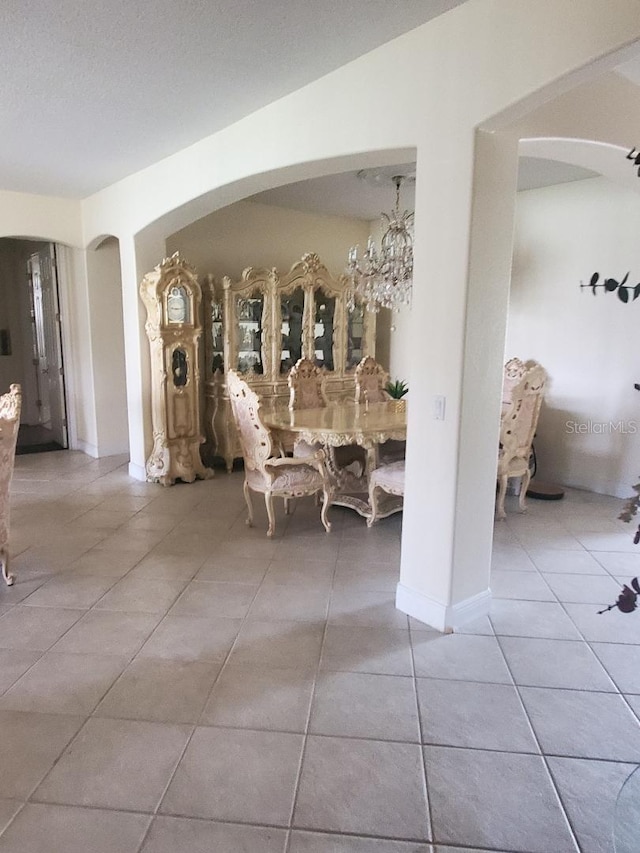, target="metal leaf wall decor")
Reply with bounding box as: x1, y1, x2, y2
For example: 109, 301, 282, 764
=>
626, 147, 640, 177
579, 147, 640, 303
